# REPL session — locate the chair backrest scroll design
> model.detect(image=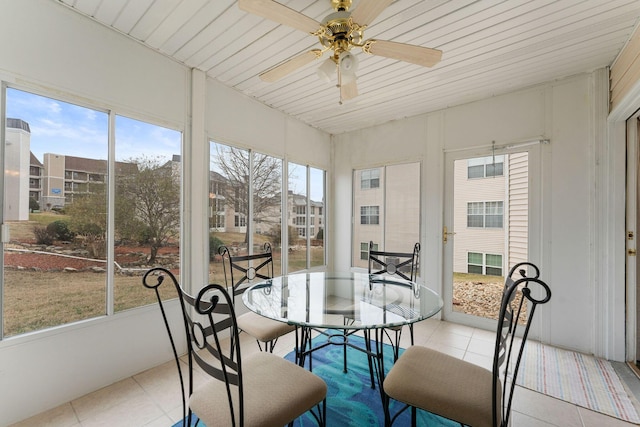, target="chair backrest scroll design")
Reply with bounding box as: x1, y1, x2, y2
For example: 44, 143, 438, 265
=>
142, 267, 194, 427
143, 267, 245, 426
192, 282, 244, 426
492, 262, 551, 427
